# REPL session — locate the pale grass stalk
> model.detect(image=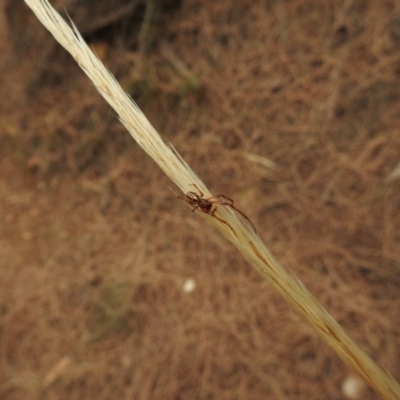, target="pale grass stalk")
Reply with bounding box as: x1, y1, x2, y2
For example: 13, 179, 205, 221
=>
24, 1, 400, 398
